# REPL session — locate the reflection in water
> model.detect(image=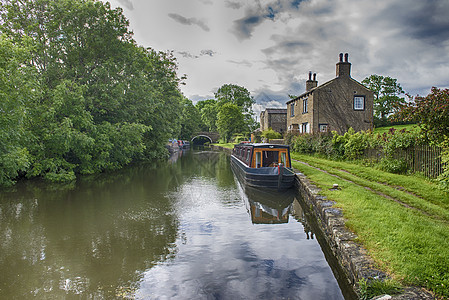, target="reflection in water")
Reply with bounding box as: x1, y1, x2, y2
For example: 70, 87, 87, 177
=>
238, 184, 295, 224
0, 150, 345, 299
